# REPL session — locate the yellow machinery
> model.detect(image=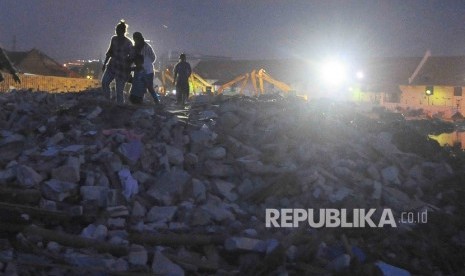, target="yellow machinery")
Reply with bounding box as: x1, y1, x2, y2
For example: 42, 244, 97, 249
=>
217, 73, 250, 95
160, 68, 174, 95
190, 73, 213, 94
255, 69, 293, 95
218, 68, 307, 100
160, 69, 213, 95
